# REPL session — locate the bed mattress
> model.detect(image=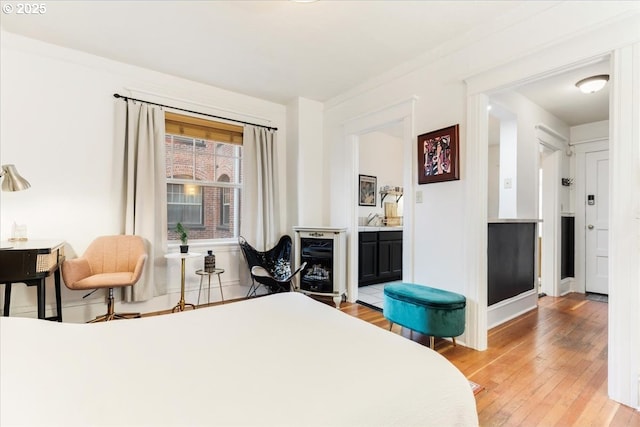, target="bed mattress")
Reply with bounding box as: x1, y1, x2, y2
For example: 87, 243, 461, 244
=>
0, 292, 477, 426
